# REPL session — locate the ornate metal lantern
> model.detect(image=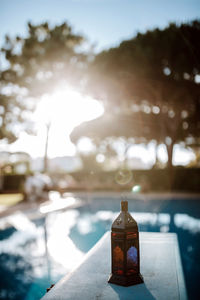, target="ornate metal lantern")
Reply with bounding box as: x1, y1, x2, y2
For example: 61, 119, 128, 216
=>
108, 200, 143, 286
